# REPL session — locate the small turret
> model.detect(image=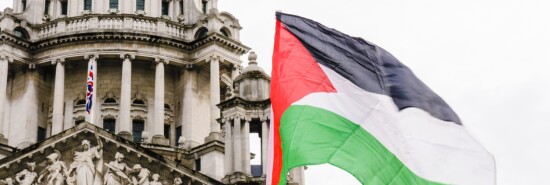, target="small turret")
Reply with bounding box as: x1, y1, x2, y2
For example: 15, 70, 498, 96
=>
234, 51, 270, 101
